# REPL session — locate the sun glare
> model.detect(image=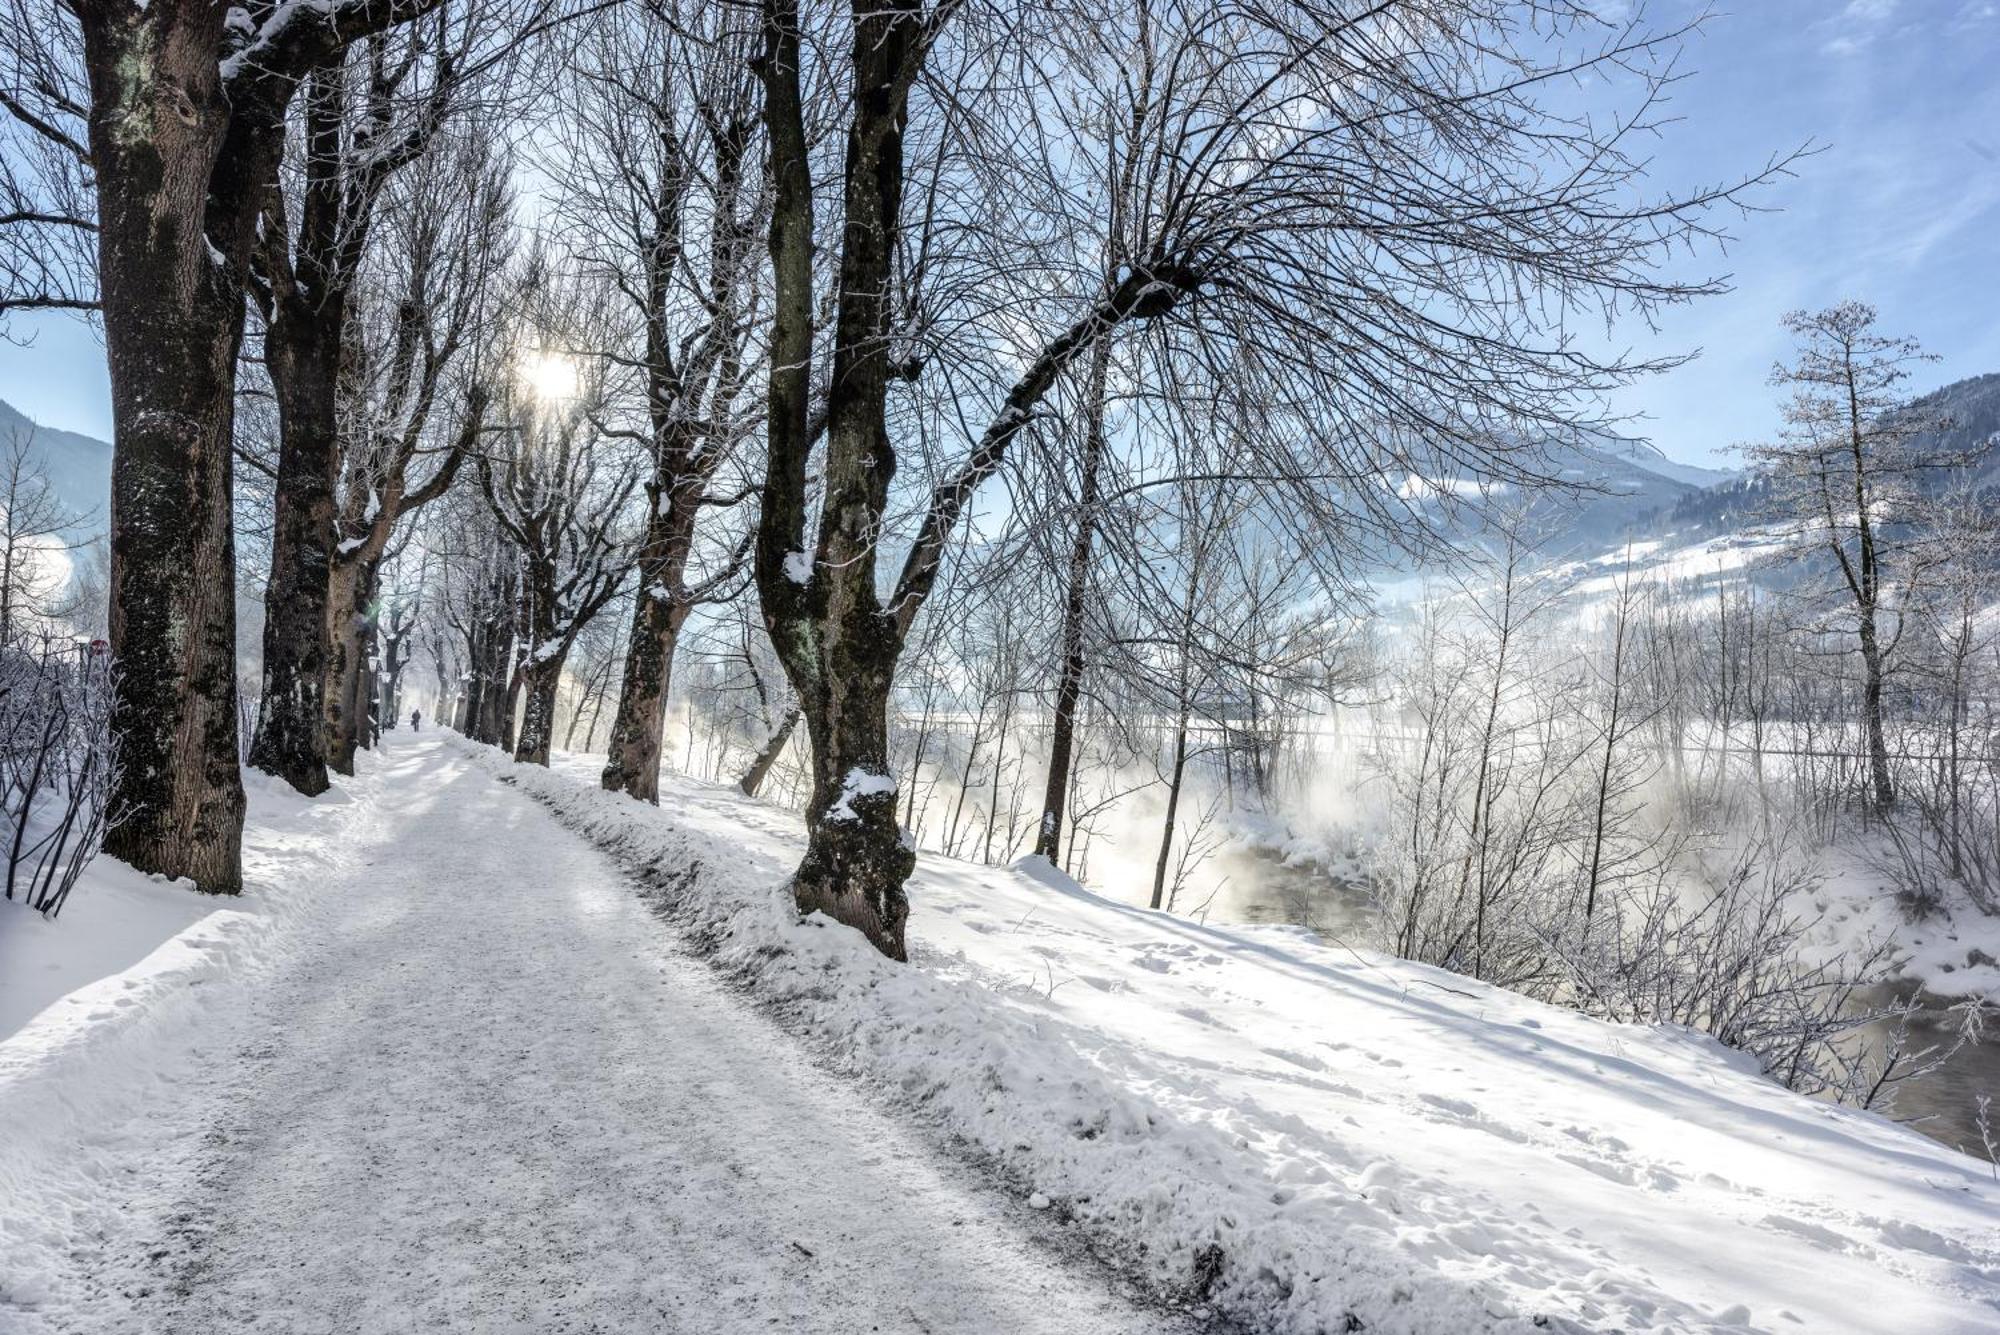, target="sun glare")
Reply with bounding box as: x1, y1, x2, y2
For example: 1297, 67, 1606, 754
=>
519, 349, 580, 405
